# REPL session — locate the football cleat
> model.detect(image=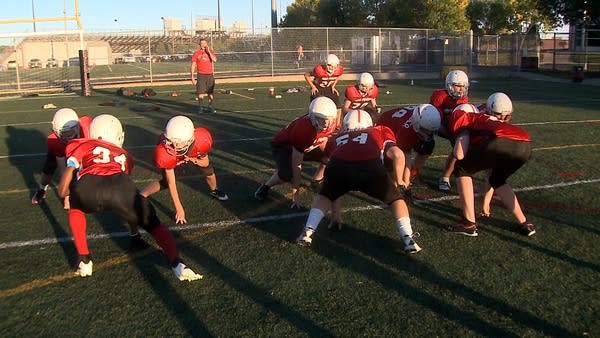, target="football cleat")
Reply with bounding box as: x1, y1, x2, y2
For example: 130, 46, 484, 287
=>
446, 220, 478, 237
31, 188, 46, 205
296, 228, 314, 247
438, 178, 451, 191
254, 184, 270, 201
172, 262, 203, 281
74, 260, 93, 277
518, 221, 536, 237
327, 221, 343, 231
402, 234, 422, 254
210, 189, 229, 201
